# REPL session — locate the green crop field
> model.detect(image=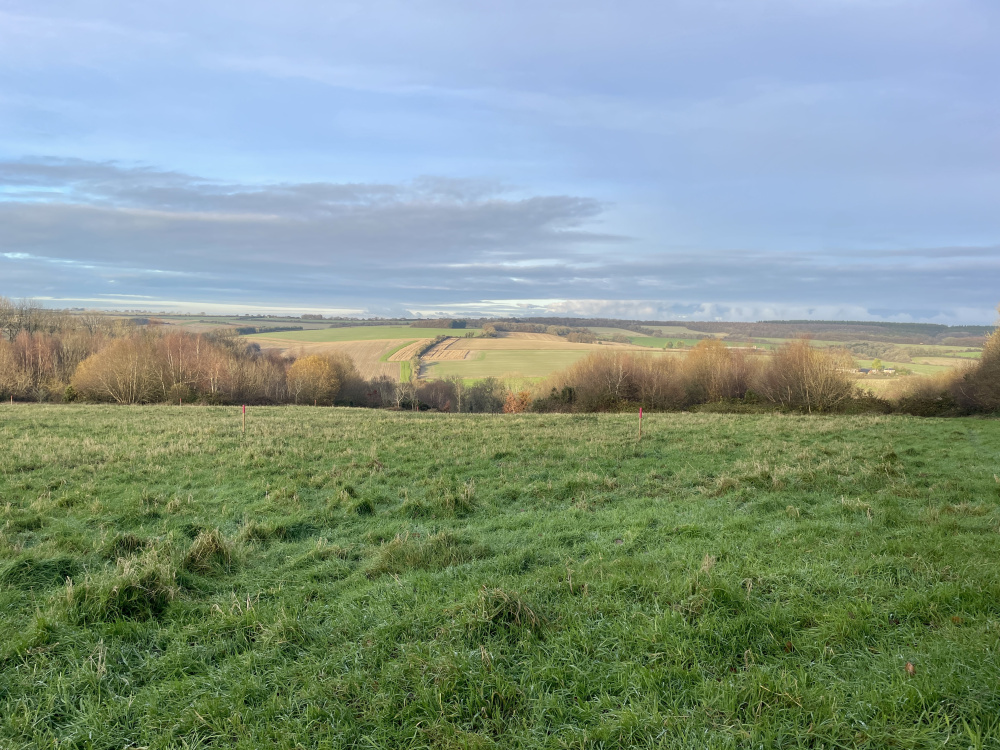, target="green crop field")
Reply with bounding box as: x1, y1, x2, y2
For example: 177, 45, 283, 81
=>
586, 326, 653, 338
246, 326, 483, 343
1, 405, 999, 748
854, 359, 954, 376
950, 351, 984, 359
423, 350, 595, 379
